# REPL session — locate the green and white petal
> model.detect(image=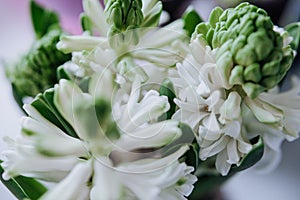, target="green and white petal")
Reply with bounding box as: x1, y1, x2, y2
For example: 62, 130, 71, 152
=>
1, 137, 79, 181
23, 104, 66, 137
141, 0, 162, 27
244, 96, 283, 124
257, 76, 300, 140
54, 79, 104, 142
88, 70, 115, 101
